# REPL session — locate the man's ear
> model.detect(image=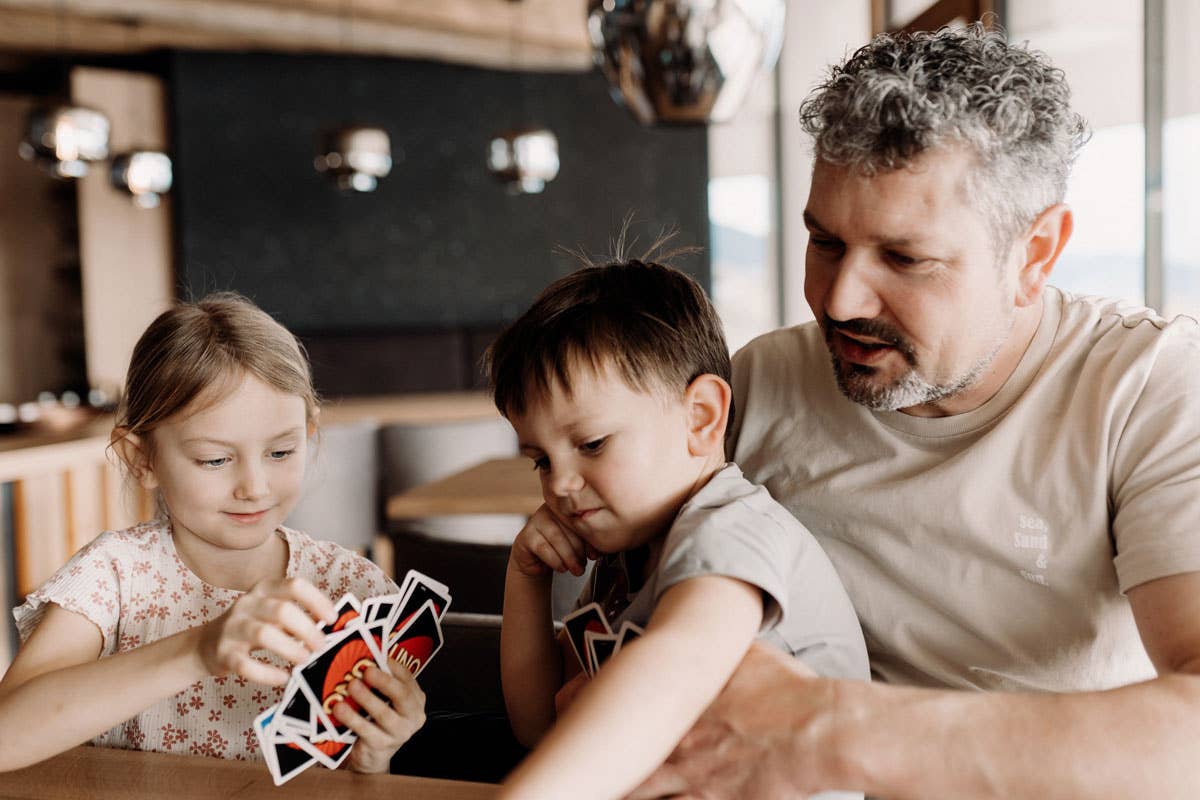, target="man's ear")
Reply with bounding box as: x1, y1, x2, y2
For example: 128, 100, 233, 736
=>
1015, 203, 1073, 307
684, 374, 731, 458
112, 430, 159, 491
